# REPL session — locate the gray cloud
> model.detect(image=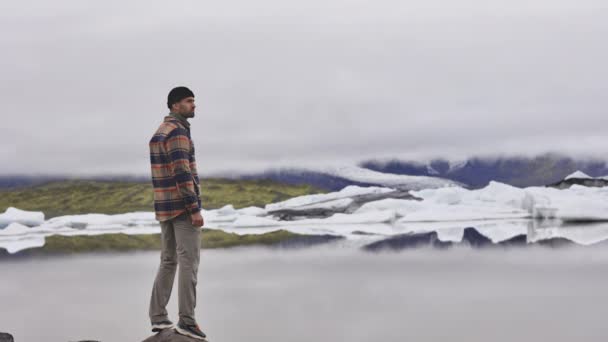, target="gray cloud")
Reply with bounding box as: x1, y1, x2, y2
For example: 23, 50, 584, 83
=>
2, 0, 607, 176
